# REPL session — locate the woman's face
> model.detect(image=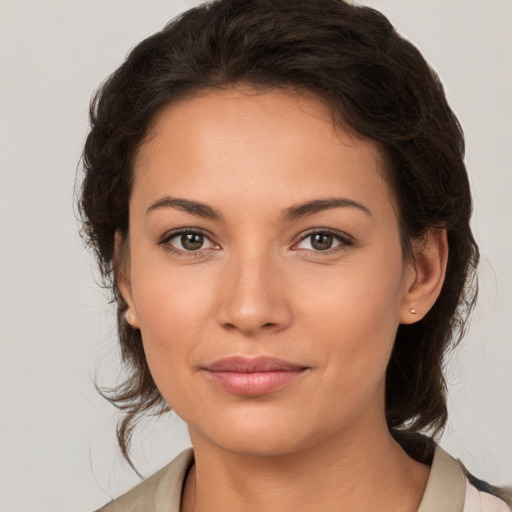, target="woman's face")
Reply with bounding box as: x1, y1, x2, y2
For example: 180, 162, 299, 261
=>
121, 89, 418, 456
